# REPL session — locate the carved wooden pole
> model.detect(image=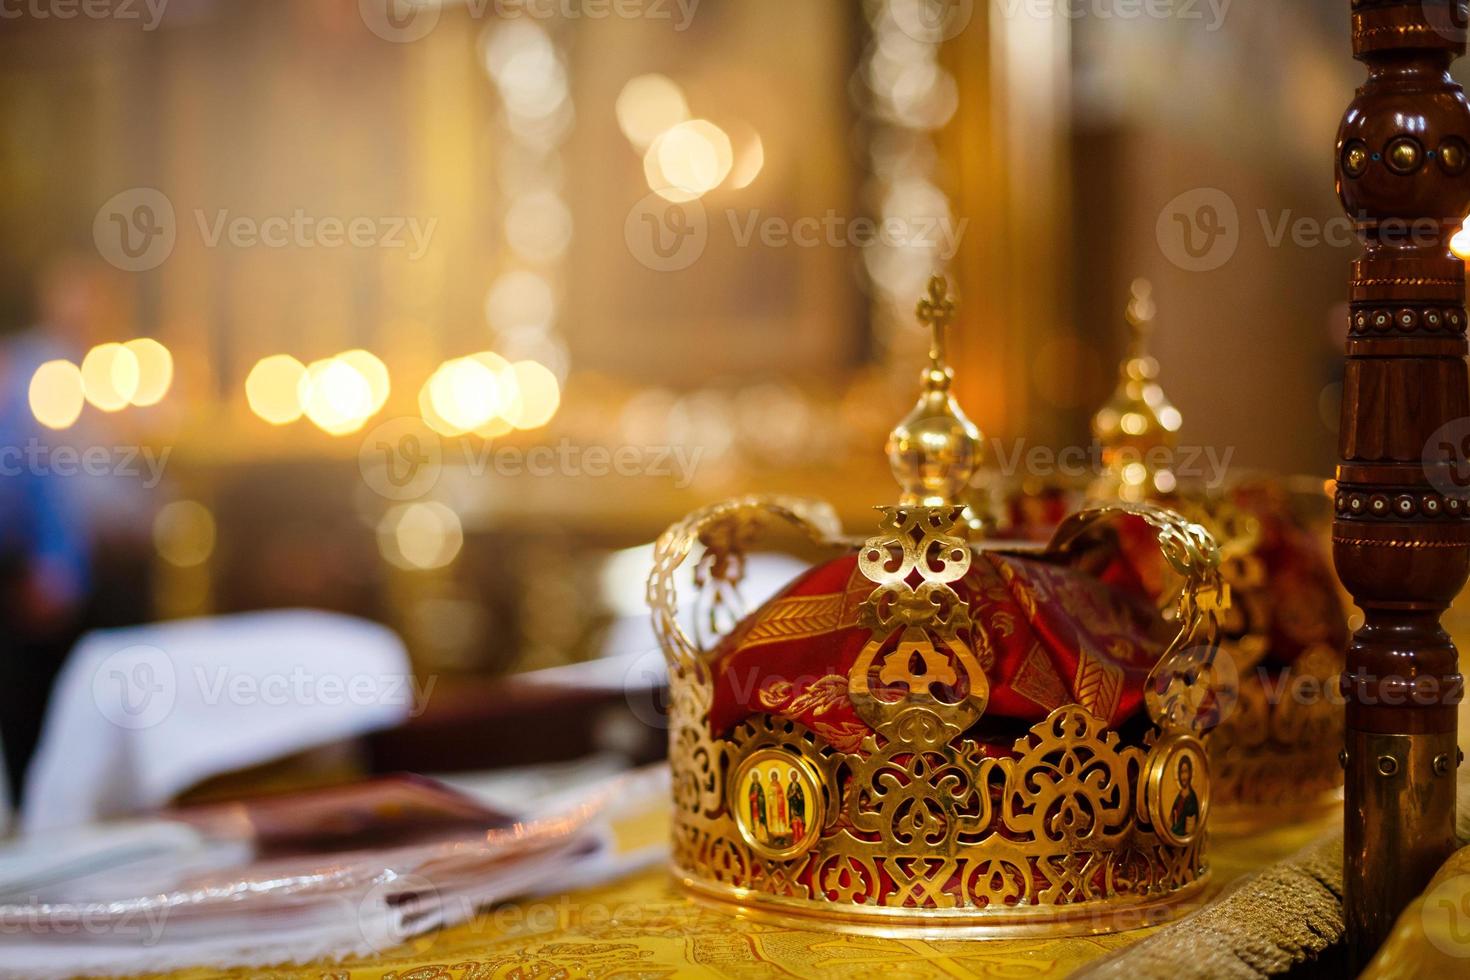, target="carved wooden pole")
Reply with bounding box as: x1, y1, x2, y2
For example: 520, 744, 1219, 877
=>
1335, 0, 1470, 967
